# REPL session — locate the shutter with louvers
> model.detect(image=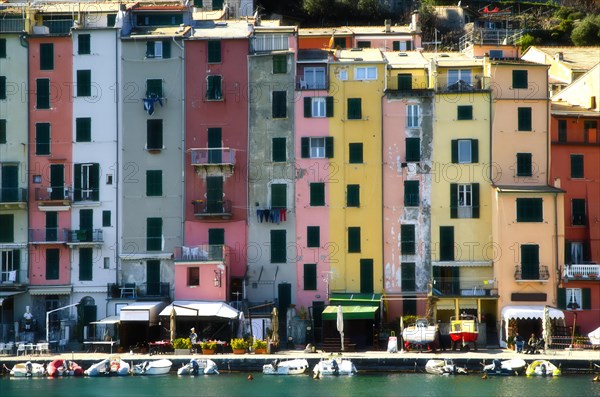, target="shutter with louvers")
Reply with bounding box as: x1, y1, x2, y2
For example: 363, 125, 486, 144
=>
557, 288, 566, 309
301, 137, 310, 158
471, 140, 479, 163
472, 183, 480, 218
91, 164, 99, 201
146, 41, 155, 57
325, 137, 334, 158
162, 40, 171, 58
582, 288, 591, 309
326, 96, 334, 117
450, 184, 458, 219
304, 97, 312, 117
451, 140, 458, 163
74, 164, 82, 202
